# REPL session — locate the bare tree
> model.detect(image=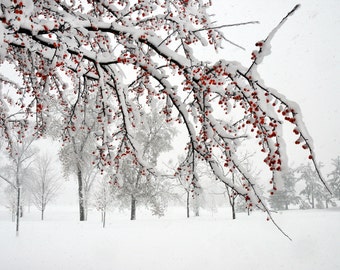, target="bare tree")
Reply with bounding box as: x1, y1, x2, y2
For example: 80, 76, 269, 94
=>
28, 154, 61, 220
176, 172, 193, 219
225, 172, 238, 220
0, 129, 37, 236
3, 185, 17, 222
93, 176, 113, 228
114, 108, 176, 220
58, 96, 100, 221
